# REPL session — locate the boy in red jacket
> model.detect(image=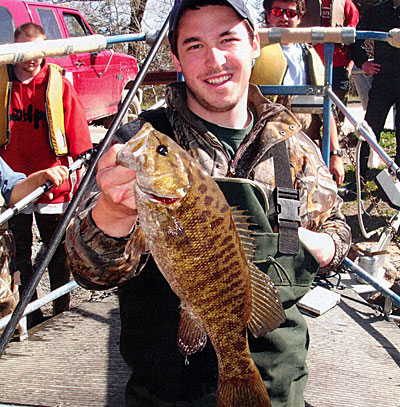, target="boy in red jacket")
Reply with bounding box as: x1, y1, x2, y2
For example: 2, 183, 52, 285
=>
0, 23, 93, 327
